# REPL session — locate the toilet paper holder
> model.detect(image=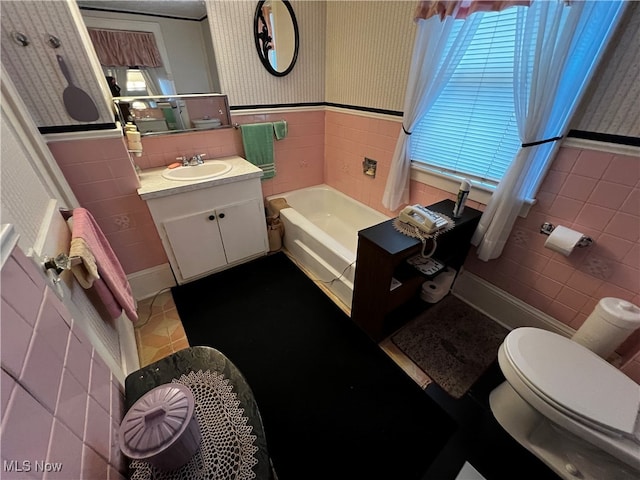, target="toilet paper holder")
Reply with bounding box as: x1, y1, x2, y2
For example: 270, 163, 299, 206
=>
540, 222, 593, 248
